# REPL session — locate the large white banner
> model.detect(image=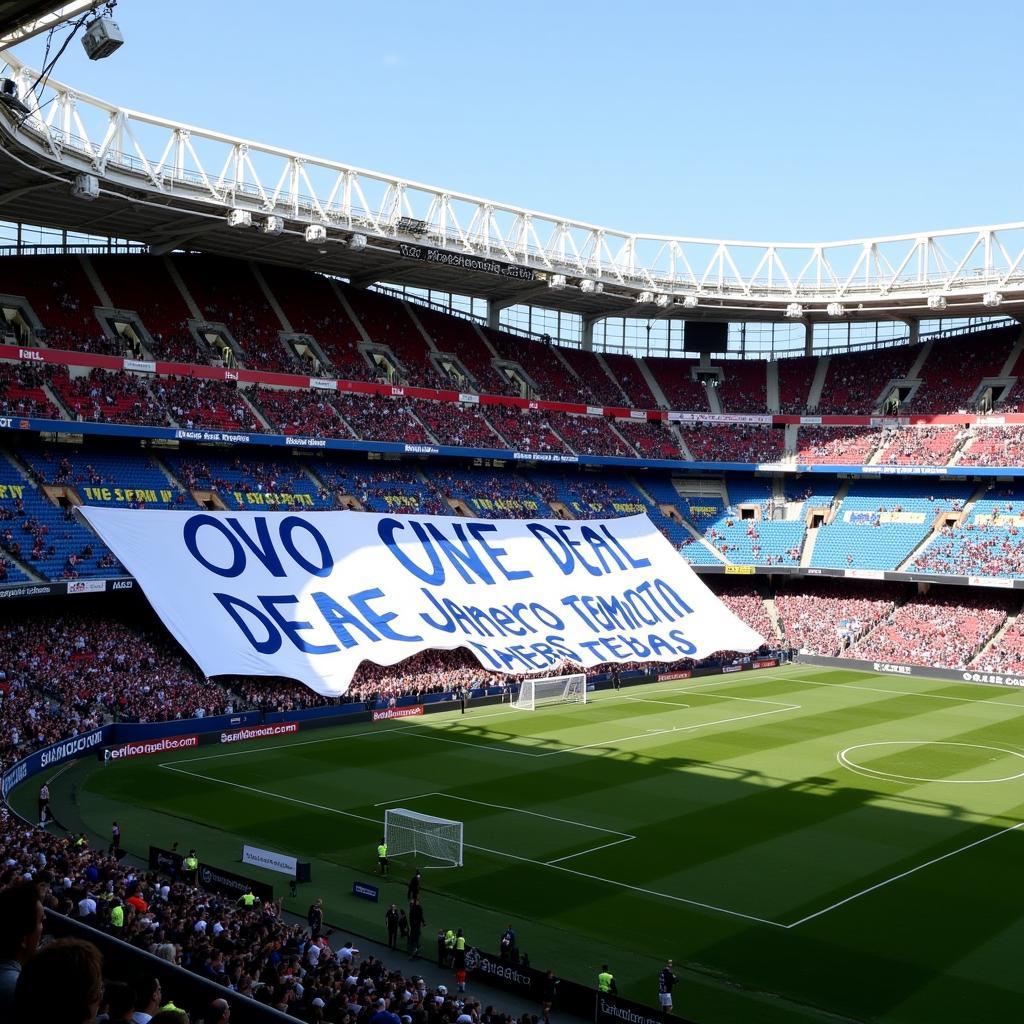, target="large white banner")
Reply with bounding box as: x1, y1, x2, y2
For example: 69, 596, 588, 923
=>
80, 509, 764, 696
